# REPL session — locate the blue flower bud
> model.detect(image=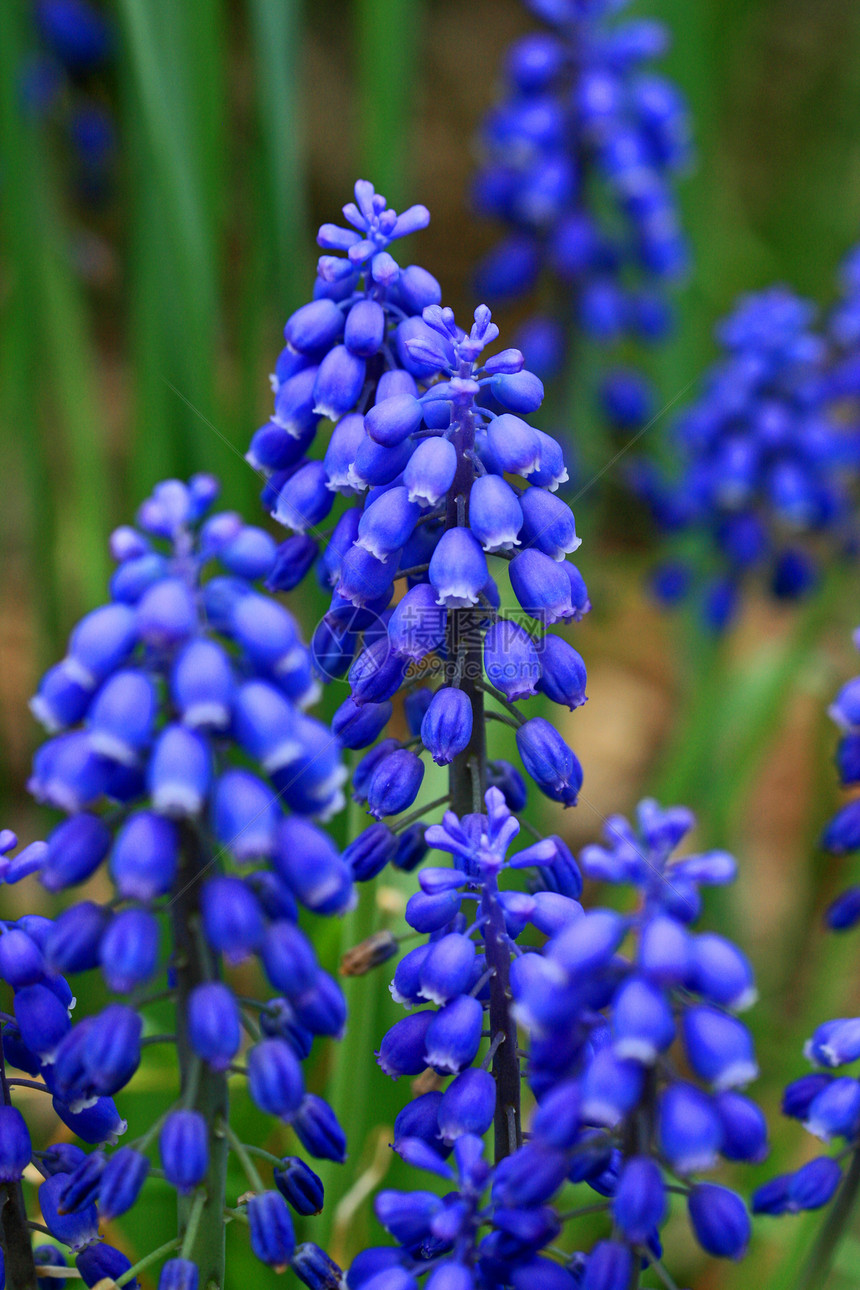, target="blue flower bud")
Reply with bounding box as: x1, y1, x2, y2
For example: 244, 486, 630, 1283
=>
273, 461, 334, 533
248, 1191, 296, 1270
536, 635, 587, 710
419, 934, 477, 1007
377, 1011, 435, 1078
516, 717, 582, 805
404, 437, 457, 507
332, 698, 392, 750
187, 982, 241, 1071
0, 1107, 30, 1181
687, 1183, 750, 1259
429, 529, 489, 607
484, 620, 540, 702
41, 814, 111, 892
292, 1094, 347, 1162
146, 724, 211, 818
344, 299, 385, 357
201, 876, 264, 963
274, 366, 319, 437
788, 1156, 842, 1212
490, 369, 544, 415
44, 902, 107, 975
659, 1082, 723, 1172
393, 1089, 445, 1152
484, 413, 541, 478
581, 1240, 632, 1290
77, 1244, 137, 1289
136, 577, 197, 649
365, 395, 424, 449
823, 799, 860, 854
248, 1038, 305, 1118
367, 749, 425, 820
405, 889, 462, 933
110, 811, 178, 902
468, 476, 523, 554
346, 1250, 409, 1290
170, 638, 234, 730
348, 638, 407, 705
612, 1155, 665, 1244
751, 1174, 792, 1216
84, 1004, 141, 1094
98, 1147, 150, 1221
99, 908, 158, 992
519, 487, 580, 562
683, 1006, 758, 1090
424, 995, 483, 1075
30, 660, 92, 733
233, 680, 302, 773
687, 933, 756, 1010
54, 1096, 126, 1146
261, 922, 318, 1001
356, 487, 420, 561
807, 1017, 860, 1067
611, 974, 675, 1062
274, 1157, 325, 1216
510, 550, 573, 624
158, 1259, 199, 1290
292, 972, 347, 1039
0, 928, 43, 987
437, 1068, 496, 1144
66, 604, 137, 688
638, 914, 690, 984
284, 298, 343, 353
344, 823, 398, 881
160, 1110, 208, 1194
580, 1047, 644, 1127
292, 1243, 344, 1290
210, 768, 277, 861
218, 525, 277, 580
805, 1077, 860, 1140
38, 1174, 99, 1250
87, 669, 156, 765
247, 420, 313, 473
350, 431, 415, 491
420, 688, 473, 767
15, 982, 71, 1060
715, 1091, 768, 1162
275, 817, 354, 915
311, 346, 365, 422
